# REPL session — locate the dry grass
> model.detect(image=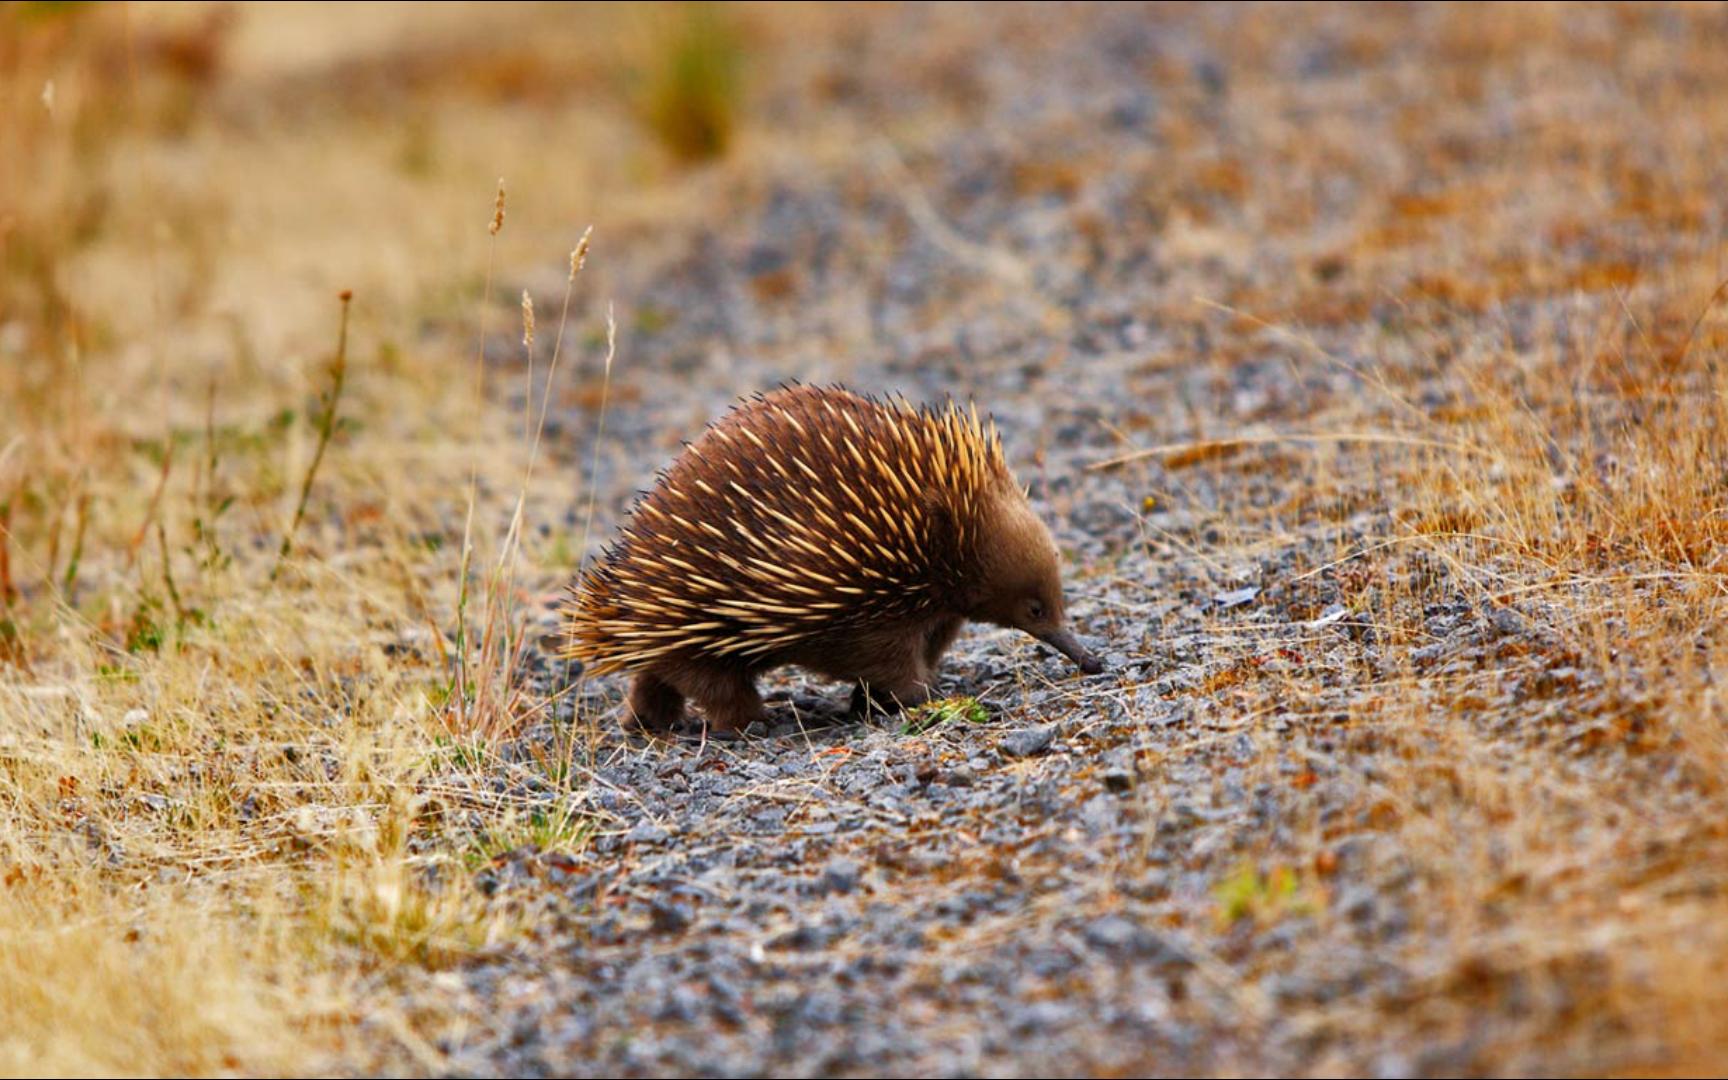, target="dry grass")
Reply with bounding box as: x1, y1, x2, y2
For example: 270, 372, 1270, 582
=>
1126, 197, 1728, 1078
5, 2, 1728, 1076
1371, 287, 1728, 1073
1086, 266, 1728, 1069
0, 3, 633, 1071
